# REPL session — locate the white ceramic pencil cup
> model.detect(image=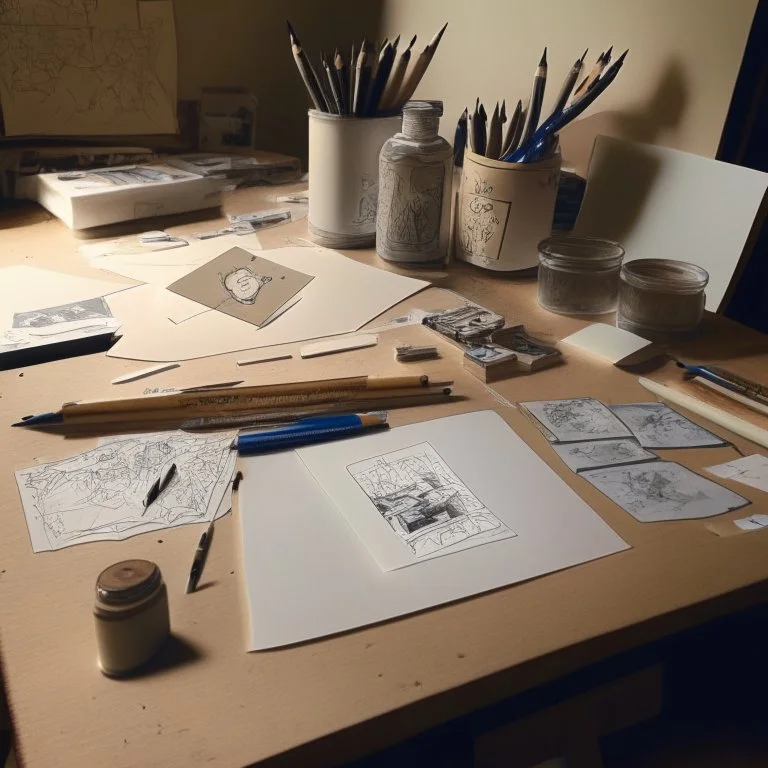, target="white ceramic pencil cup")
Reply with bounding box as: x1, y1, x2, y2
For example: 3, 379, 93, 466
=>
308, 110, 400, 248
456, 150, 561, 271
